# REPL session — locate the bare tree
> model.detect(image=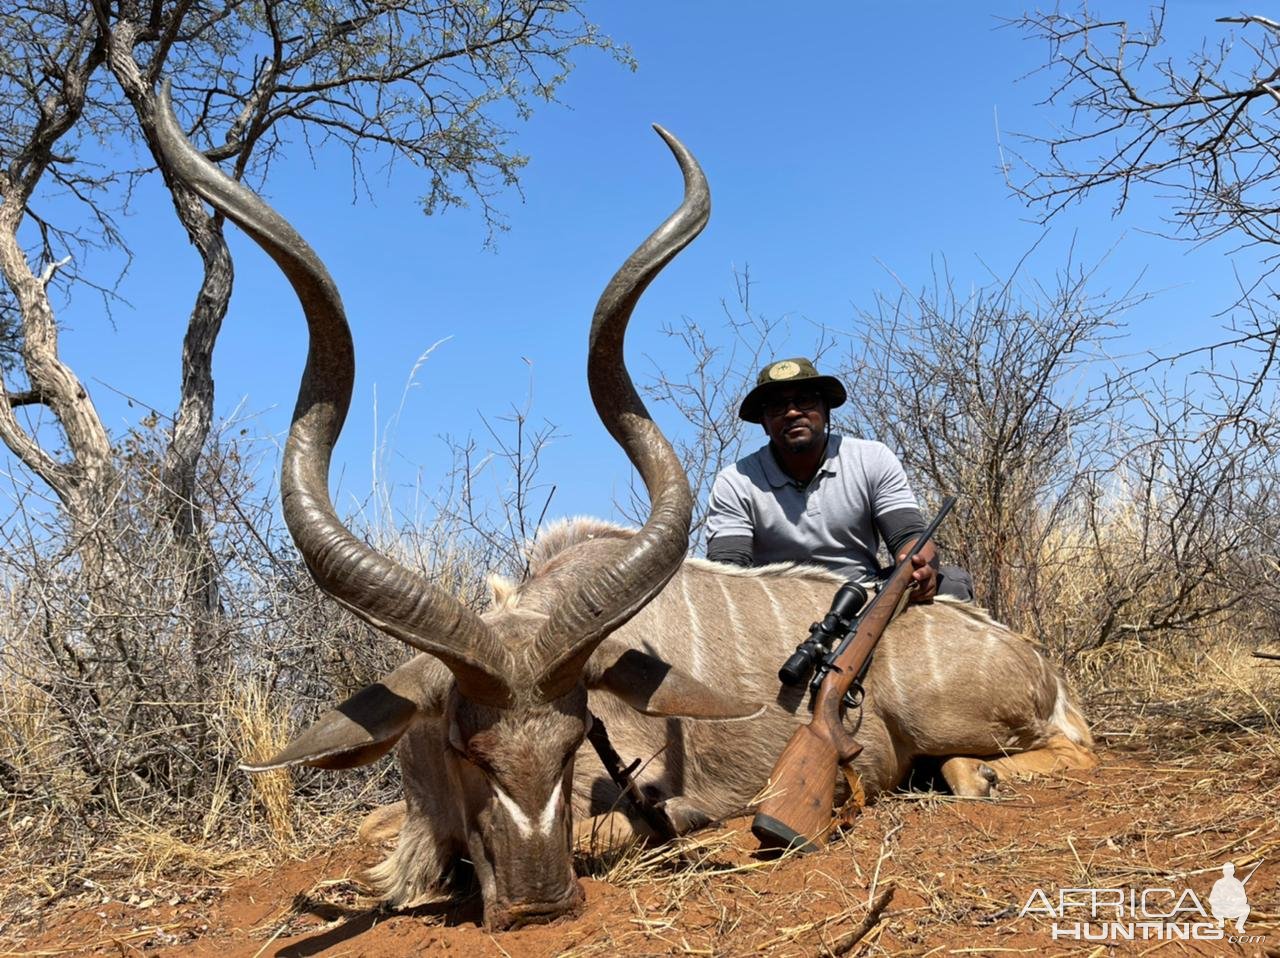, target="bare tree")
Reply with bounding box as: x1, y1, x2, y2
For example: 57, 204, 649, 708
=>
0, 0, 628, 607
1011, 7, 1280, 282
1010, 4, 1280, 649
1010, 6, 1280, 374
840, 255, 1140, 627
1077, 357, 1280, 651
437, 399, 563, 584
